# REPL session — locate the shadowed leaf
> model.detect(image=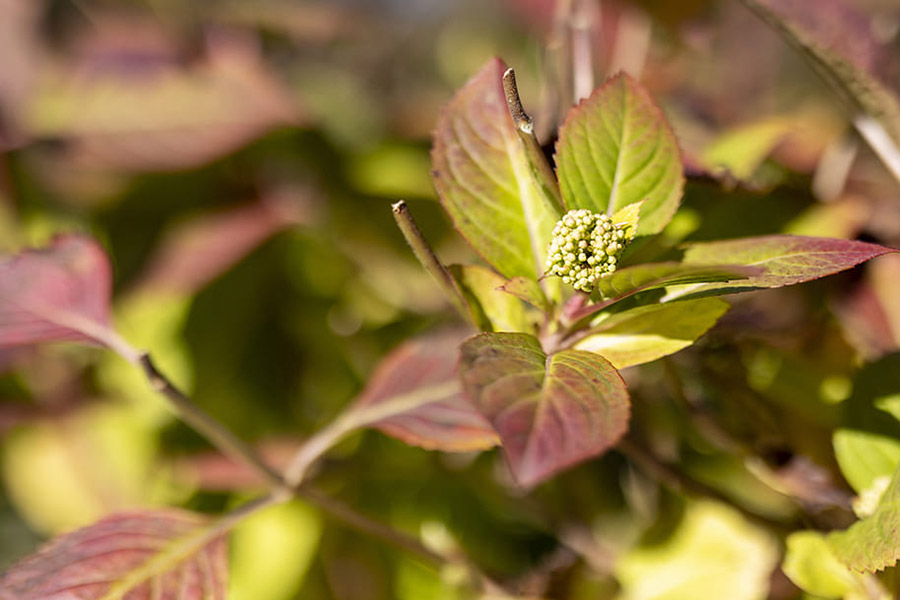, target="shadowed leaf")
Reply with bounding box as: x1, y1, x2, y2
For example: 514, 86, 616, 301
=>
450, 265, 533, 333
0, 235, 127, 355
588, 262, 757, 313
431, 58, 560, 281
135, 195, 312, 295
575, 297, 730, 369
0, 509, 228, 599
355, 330, 499, 452
499, 276, 550, 313
555, 73, 683, 235
664, 235, 896, 300
833, 354, 900, 494
828, 462, 900, 573
26, 32, 300, 172
742, 0, 900, 149
459, 332, 629, 487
